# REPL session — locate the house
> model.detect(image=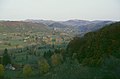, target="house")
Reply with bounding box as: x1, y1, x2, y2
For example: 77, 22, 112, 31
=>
0, 41, 3, 44
5, 64, 16, 71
